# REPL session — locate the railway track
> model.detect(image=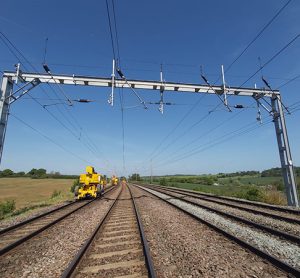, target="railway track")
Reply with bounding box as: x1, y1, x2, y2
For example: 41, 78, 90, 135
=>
141, 184, 300, 239
149, 183, 300, 217
134, 183, 300, 277
61, 183, 156, 278
0, 186, 116, 256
